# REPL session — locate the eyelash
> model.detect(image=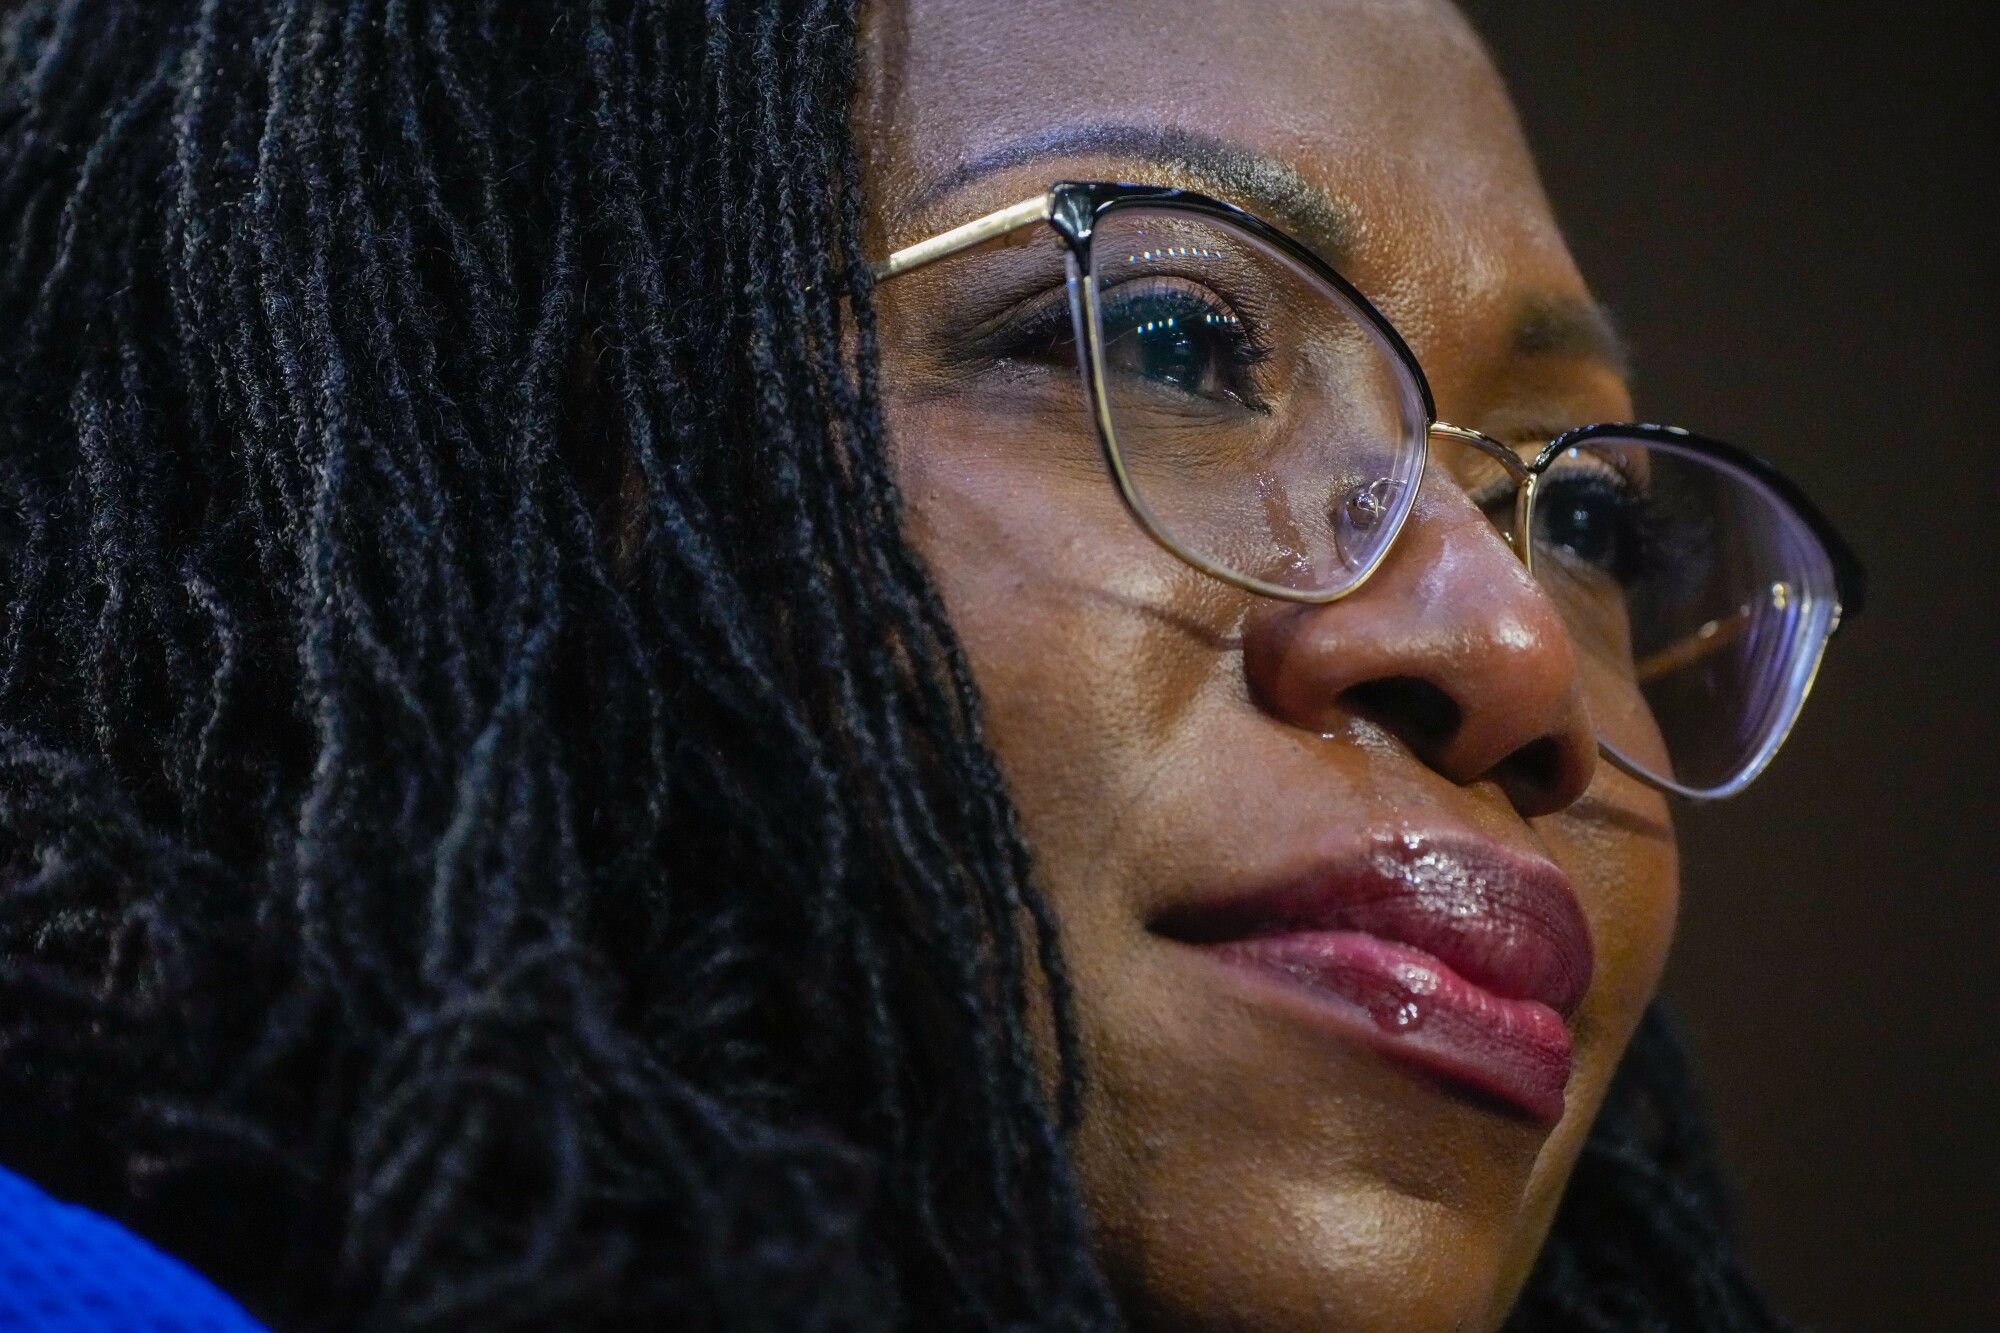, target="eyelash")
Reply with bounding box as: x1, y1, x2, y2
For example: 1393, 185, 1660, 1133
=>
987, 278, 1273, 400
989, 289, 1078, 364
1465, 450, 1689, 589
